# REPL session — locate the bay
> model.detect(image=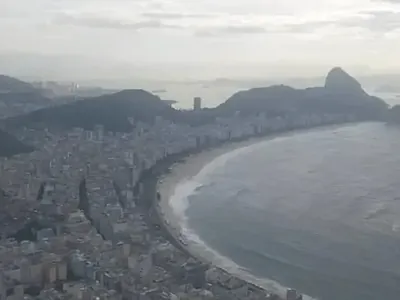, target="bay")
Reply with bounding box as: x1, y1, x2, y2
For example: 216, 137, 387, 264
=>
184, 122, 400, 300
